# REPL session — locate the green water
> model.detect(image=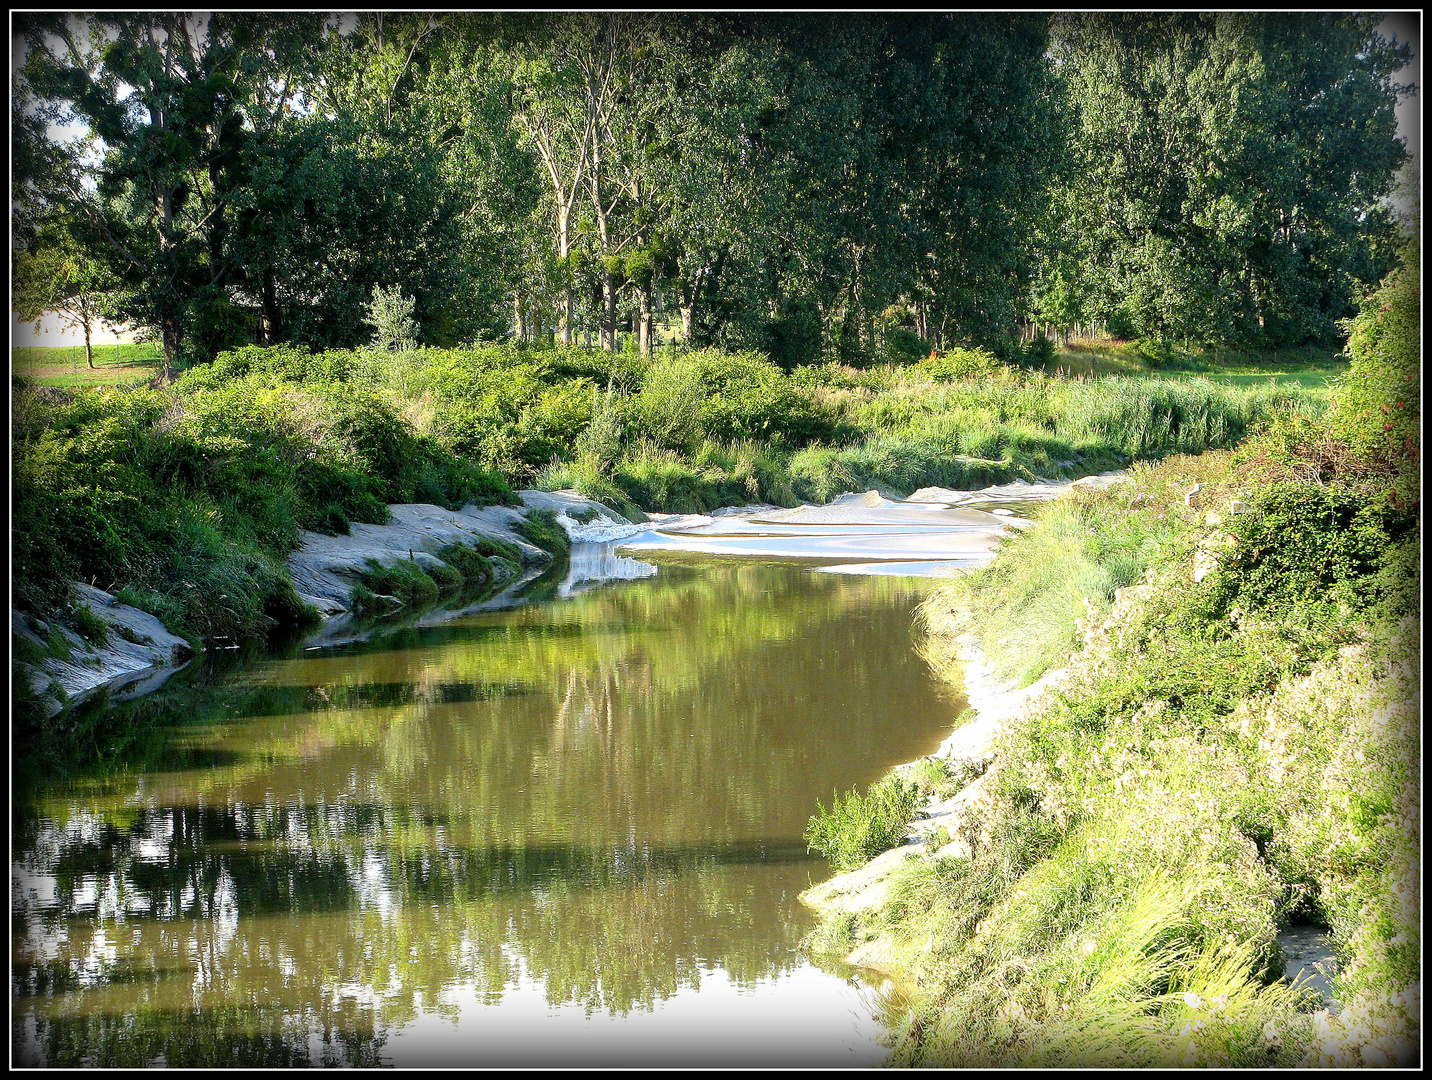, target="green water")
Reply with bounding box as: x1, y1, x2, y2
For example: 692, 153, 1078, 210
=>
12, 556, 962, 1067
